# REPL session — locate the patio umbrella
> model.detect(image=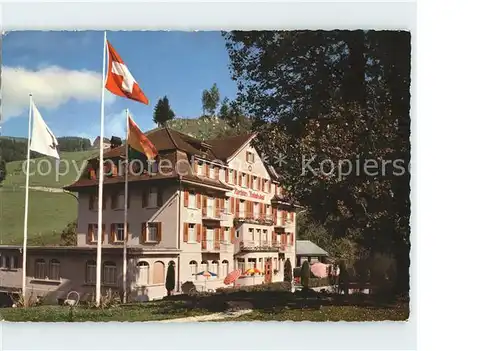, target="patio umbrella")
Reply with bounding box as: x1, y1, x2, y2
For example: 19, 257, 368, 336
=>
311, 262, 329, 278
224, 269, 241, 286
193, 270, 217, 291
244, 268, 262, 285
